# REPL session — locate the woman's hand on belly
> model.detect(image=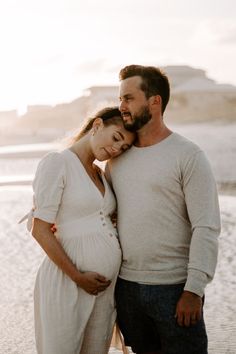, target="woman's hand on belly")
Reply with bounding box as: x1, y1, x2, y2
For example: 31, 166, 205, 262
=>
76, 271, 111, 296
